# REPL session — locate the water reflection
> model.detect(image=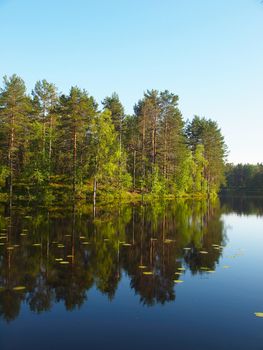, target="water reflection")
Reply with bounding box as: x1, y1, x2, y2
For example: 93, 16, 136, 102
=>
220, 195, 263, 216
0, 199, 229, 321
